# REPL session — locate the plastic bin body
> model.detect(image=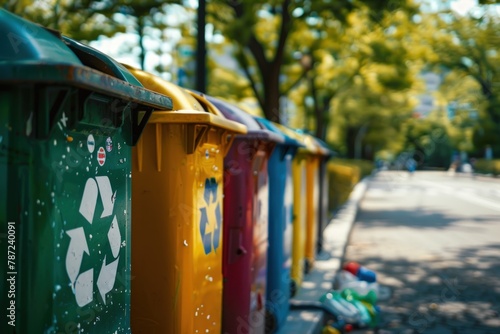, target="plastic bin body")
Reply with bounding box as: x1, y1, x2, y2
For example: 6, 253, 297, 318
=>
316, 140, 333, 254
0, 10, 172, 334
290, 156, 307, 293
207, 98, 282, 334
297, 133, 331, 273
317, 160, 329, 252
272, 125, 315, 297
304, 153, 320, 272
128, 69, 246, 334
255, 118, 301, 333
